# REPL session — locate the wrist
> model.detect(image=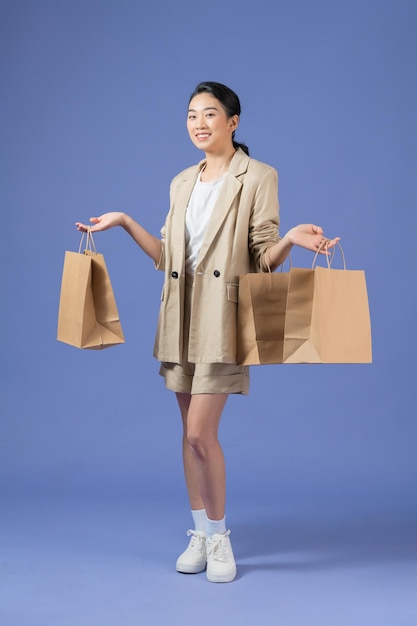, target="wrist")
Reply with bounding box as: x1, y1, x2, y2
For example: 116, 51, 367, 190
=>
282, 229, 296, 246
120, 212, 131, 229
